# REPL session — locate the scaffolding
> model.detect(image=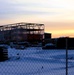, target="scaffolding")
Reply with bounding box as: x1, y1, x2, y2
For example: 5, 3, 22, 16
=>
0, 22, 44, 44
